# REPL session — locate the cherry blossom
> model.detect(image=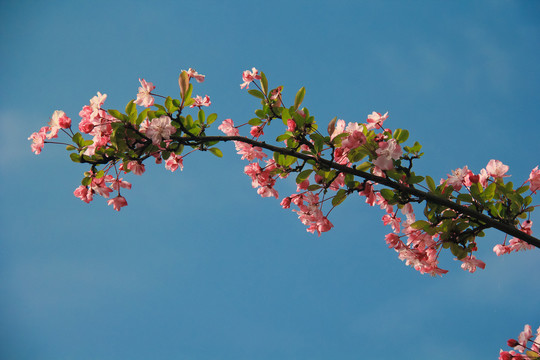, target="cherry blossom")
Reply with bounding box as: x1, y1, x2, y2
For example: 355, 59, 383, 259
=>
134, 78, 156, 107
28, 126, 49, 154
486, 159, 510, 179
127, 161, 145, 175
240, 67, 261, 89
366, 111, 388, 130
165, 154, 184, 172
528, 166, 540, 193
185, 68, 205, 83
73, 185, 93, 203
190, 95, 211, 108
107, 195, 128, 211
145, 115, 176, 145
218, 119, 239, 136
446, 166, 469, 191
458, 255, 486, 273
373, 139, 402, 170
